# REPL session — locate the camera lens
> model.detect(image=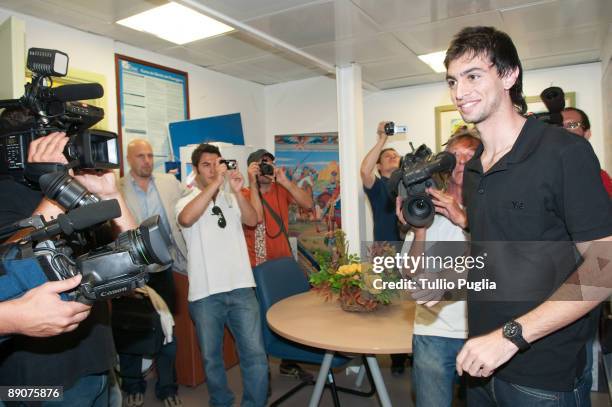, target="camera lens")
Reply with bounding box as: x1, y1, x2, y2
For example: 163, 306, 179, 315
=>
402, 194, 435, 228
39, 170, 100, 210
114, 215, 172, 266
